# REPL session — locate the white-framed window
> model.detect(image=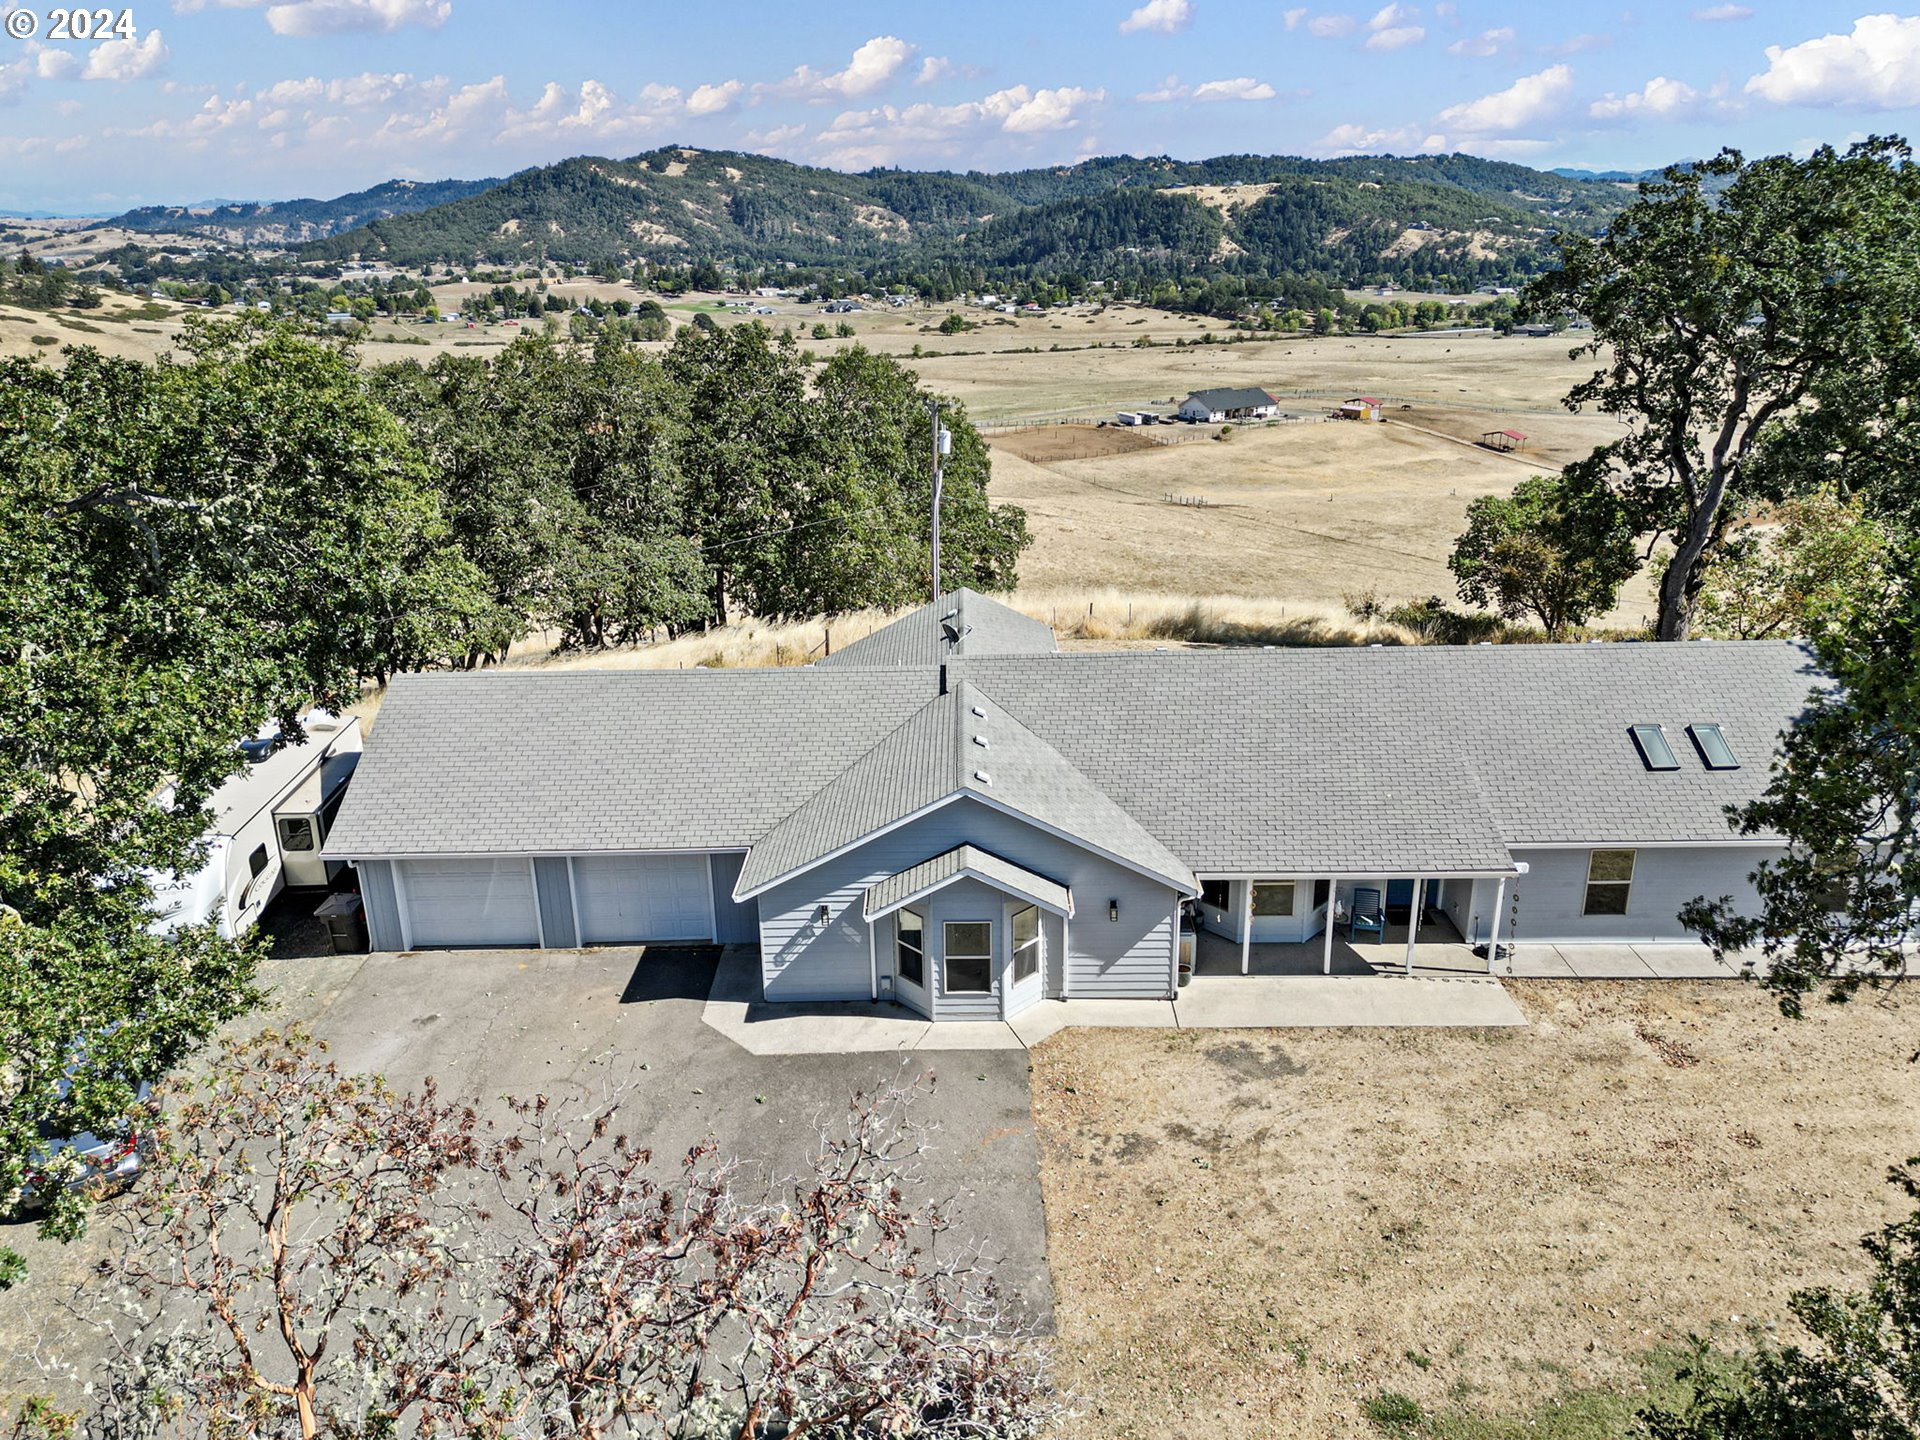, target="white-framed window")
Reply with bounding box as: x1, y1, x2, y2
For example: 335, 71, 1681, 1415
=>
1252, 881, 1296, 916
1012, 905, 1041, 984
943, 920, 994, 994
896, 909, 925, 986
1583, 849, 1635, 916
